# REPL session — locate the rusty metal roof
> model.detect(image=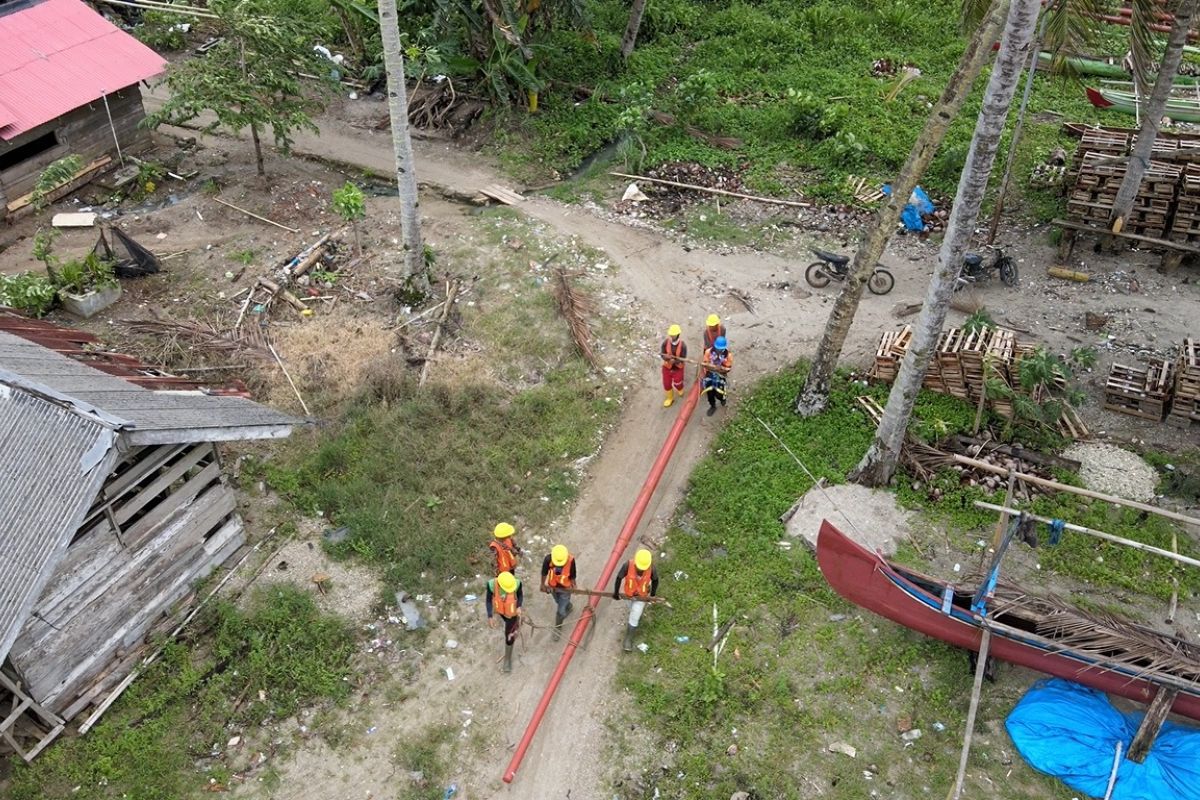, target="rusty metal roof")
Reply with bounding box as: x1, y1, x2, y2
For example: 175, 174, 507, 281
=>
0, 0, 166, 140
0, 377, 122, 671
